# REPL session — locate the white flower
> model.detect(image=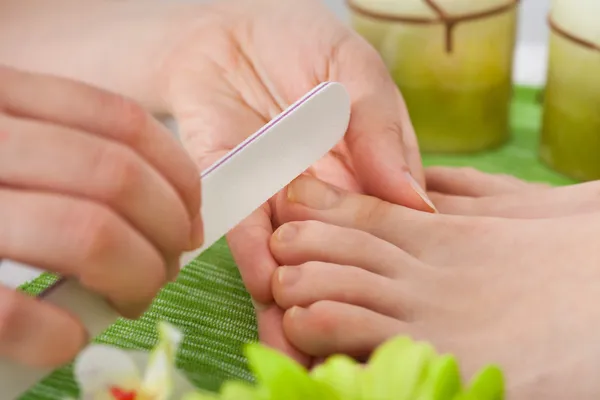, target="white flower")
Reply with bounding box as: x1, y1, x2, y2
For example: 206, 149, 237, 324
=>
73, 322, 196, 400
